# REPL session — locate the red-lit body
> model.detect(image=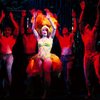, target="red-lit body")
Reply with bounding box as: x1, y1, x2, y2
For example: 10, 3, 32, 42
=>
79, 0, 100, 96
